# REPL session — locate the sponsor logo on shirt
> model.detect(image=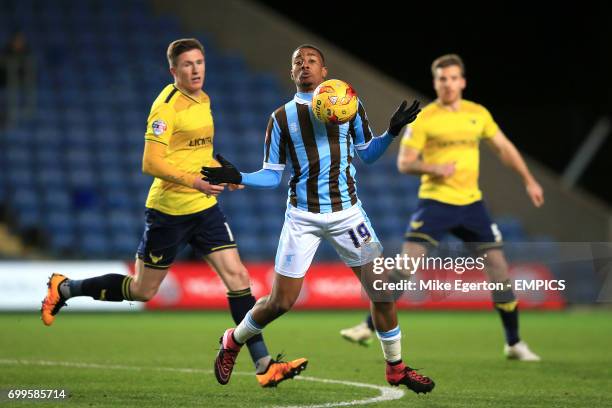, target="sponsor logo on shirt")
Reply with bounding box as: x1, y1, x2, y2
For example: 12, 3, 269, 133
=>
188, 137, 213, 147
